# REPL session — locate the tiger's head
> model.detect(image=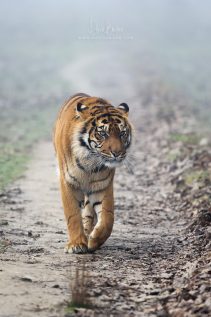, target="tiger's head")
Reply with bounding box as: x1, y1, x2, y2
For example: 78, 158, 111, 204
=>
74, 98, 132, 169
